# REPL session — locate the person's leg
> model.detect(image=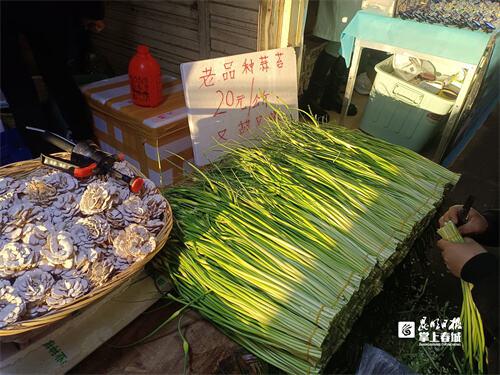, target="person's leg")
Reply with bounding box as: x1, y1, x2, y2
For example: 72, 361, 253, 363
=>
320, 49, 357, 116
299, 49, 336, 122
0, 31, 49, 156
25, 30, 94, 141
